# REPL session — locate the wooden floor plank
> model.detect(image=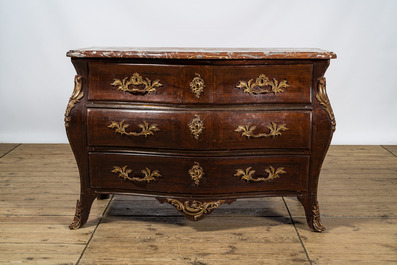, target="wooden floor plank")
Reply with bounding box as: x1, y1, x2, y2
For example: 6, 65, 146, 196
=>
0, 221, 94, 244
80, 216, 309, 265
285, 144, 397, 218
0, 243, 83, 265
293, 217, 397, 264
383, 145, 397, 156
7, 144, 73, 155
0, 199, 109, 217
0, 144, 110, 265
0, 143, 19, 157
